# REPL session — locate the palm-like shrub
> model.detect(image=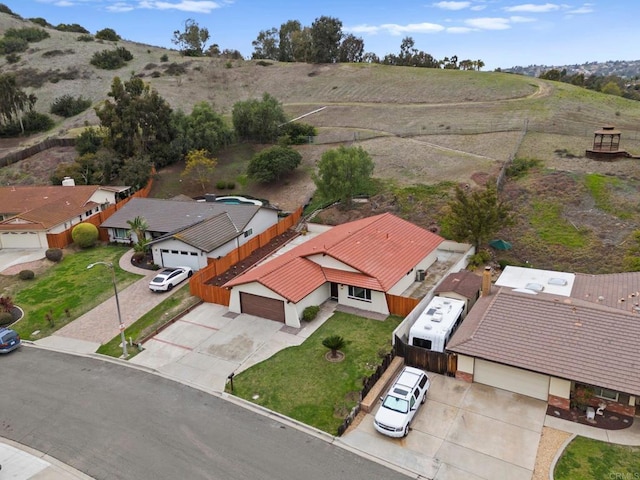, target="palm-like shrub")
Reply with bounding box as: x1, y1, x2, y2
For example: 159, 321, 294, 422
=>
322, 335, 346, 359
